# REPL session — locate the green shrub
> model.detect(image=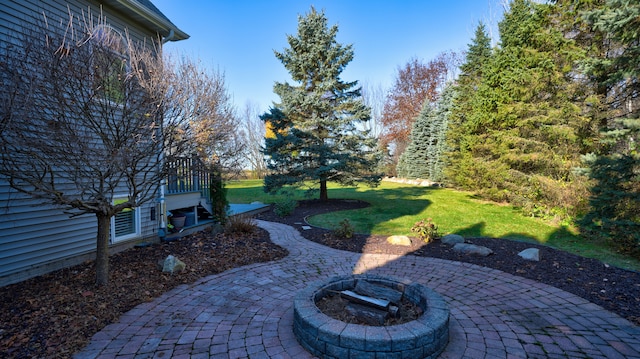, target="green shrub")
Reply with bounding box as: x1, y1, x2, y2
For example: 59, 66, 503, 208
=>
274, 198, 298, 217
411, 218, 439, 243
224, 214, 257, 234
209, 164, 229, 225
334, 219, 355, 239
